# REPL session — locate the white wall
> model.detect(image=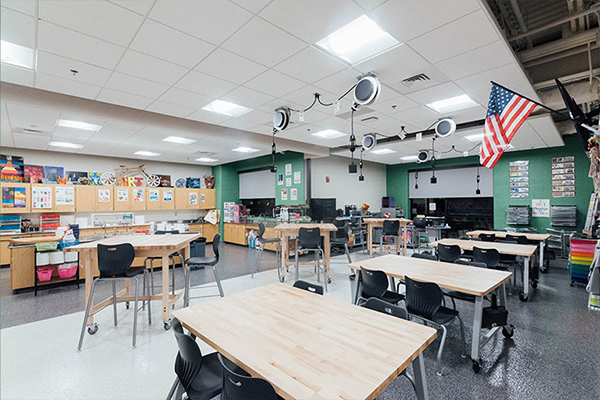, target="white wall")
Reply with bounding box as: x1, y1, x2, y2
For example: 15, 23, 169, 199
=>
310, 155, 387, 212
3, 147, 213, 224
